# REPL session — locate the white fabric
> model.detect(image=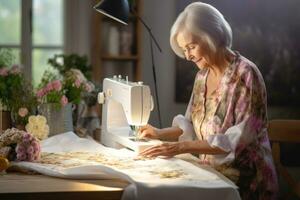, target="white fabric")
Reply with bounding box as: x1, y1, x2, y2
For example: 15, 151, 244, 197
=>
12, 132, 240, 200
207, 121, 246, 165
172, 113, 249, 165
172, 93, 196, 142
172, 114, 196, 141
